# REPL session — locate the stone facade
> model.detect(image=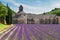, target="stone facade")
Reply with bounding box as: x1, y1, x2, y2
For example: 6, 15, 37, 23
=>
12, 5, 58, 24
